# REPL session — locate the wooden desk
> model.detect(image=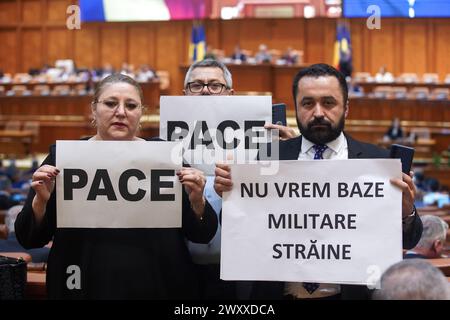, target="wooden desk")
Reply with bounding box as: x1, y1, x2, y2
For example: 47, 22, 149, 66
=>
0, 130, 34, 156
1, 81, 160, 112
0, 130, 34, 139
227, 63, 273, 93
0, 80, 160, 114
376, 138, 436, 147
347, 97, 450, 123
428, 258, 450, 276
26, 271, 46, 299
1, 252, 32, 263
376, 138, 437, 159
356, 82, 450, 93
0, 95, 93, 118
